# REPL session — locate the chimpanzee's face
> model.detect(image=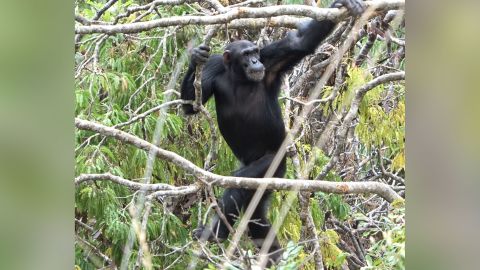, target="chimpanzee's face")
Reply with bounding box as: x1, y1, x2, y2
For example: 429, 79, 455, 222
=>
224, 40, 265, 82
